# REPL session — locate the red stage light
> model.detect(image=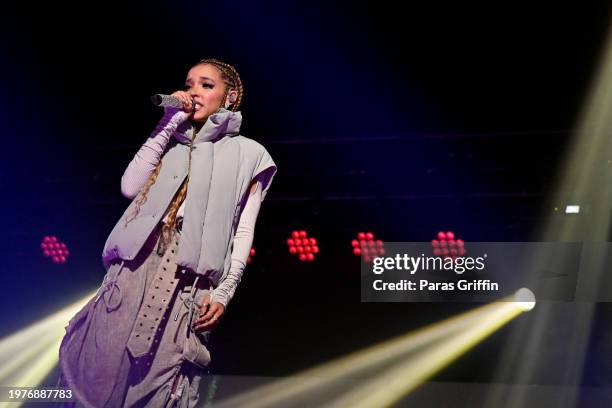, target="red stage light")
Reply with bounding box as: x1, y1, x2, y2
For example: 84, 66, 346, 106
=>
352, 231, 385, 263
431, 231, 466, 260
247, 247, 256, 264
41, 235, 69, 264
287, 230, 319, 262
